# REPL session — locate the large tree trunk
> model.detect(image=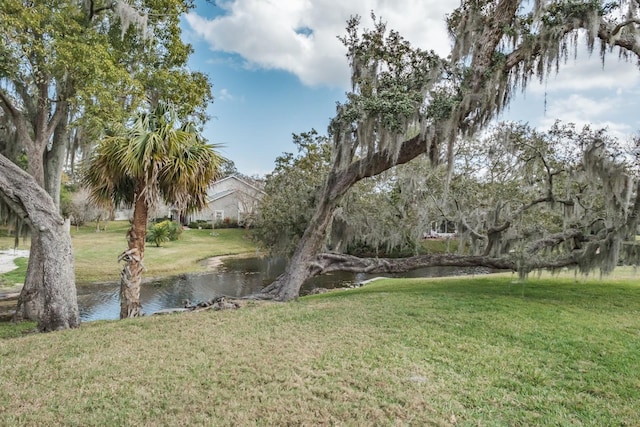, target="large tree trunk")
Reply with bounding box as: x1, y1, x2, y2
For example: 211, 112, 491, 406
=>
0, 155, 79, 331
7, 101, 69, 321
14, 138, 49, 322
263, 133, 429, 300
119, 191, 148, 318
262, 199, 337, 300
262, 171, 347, 300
